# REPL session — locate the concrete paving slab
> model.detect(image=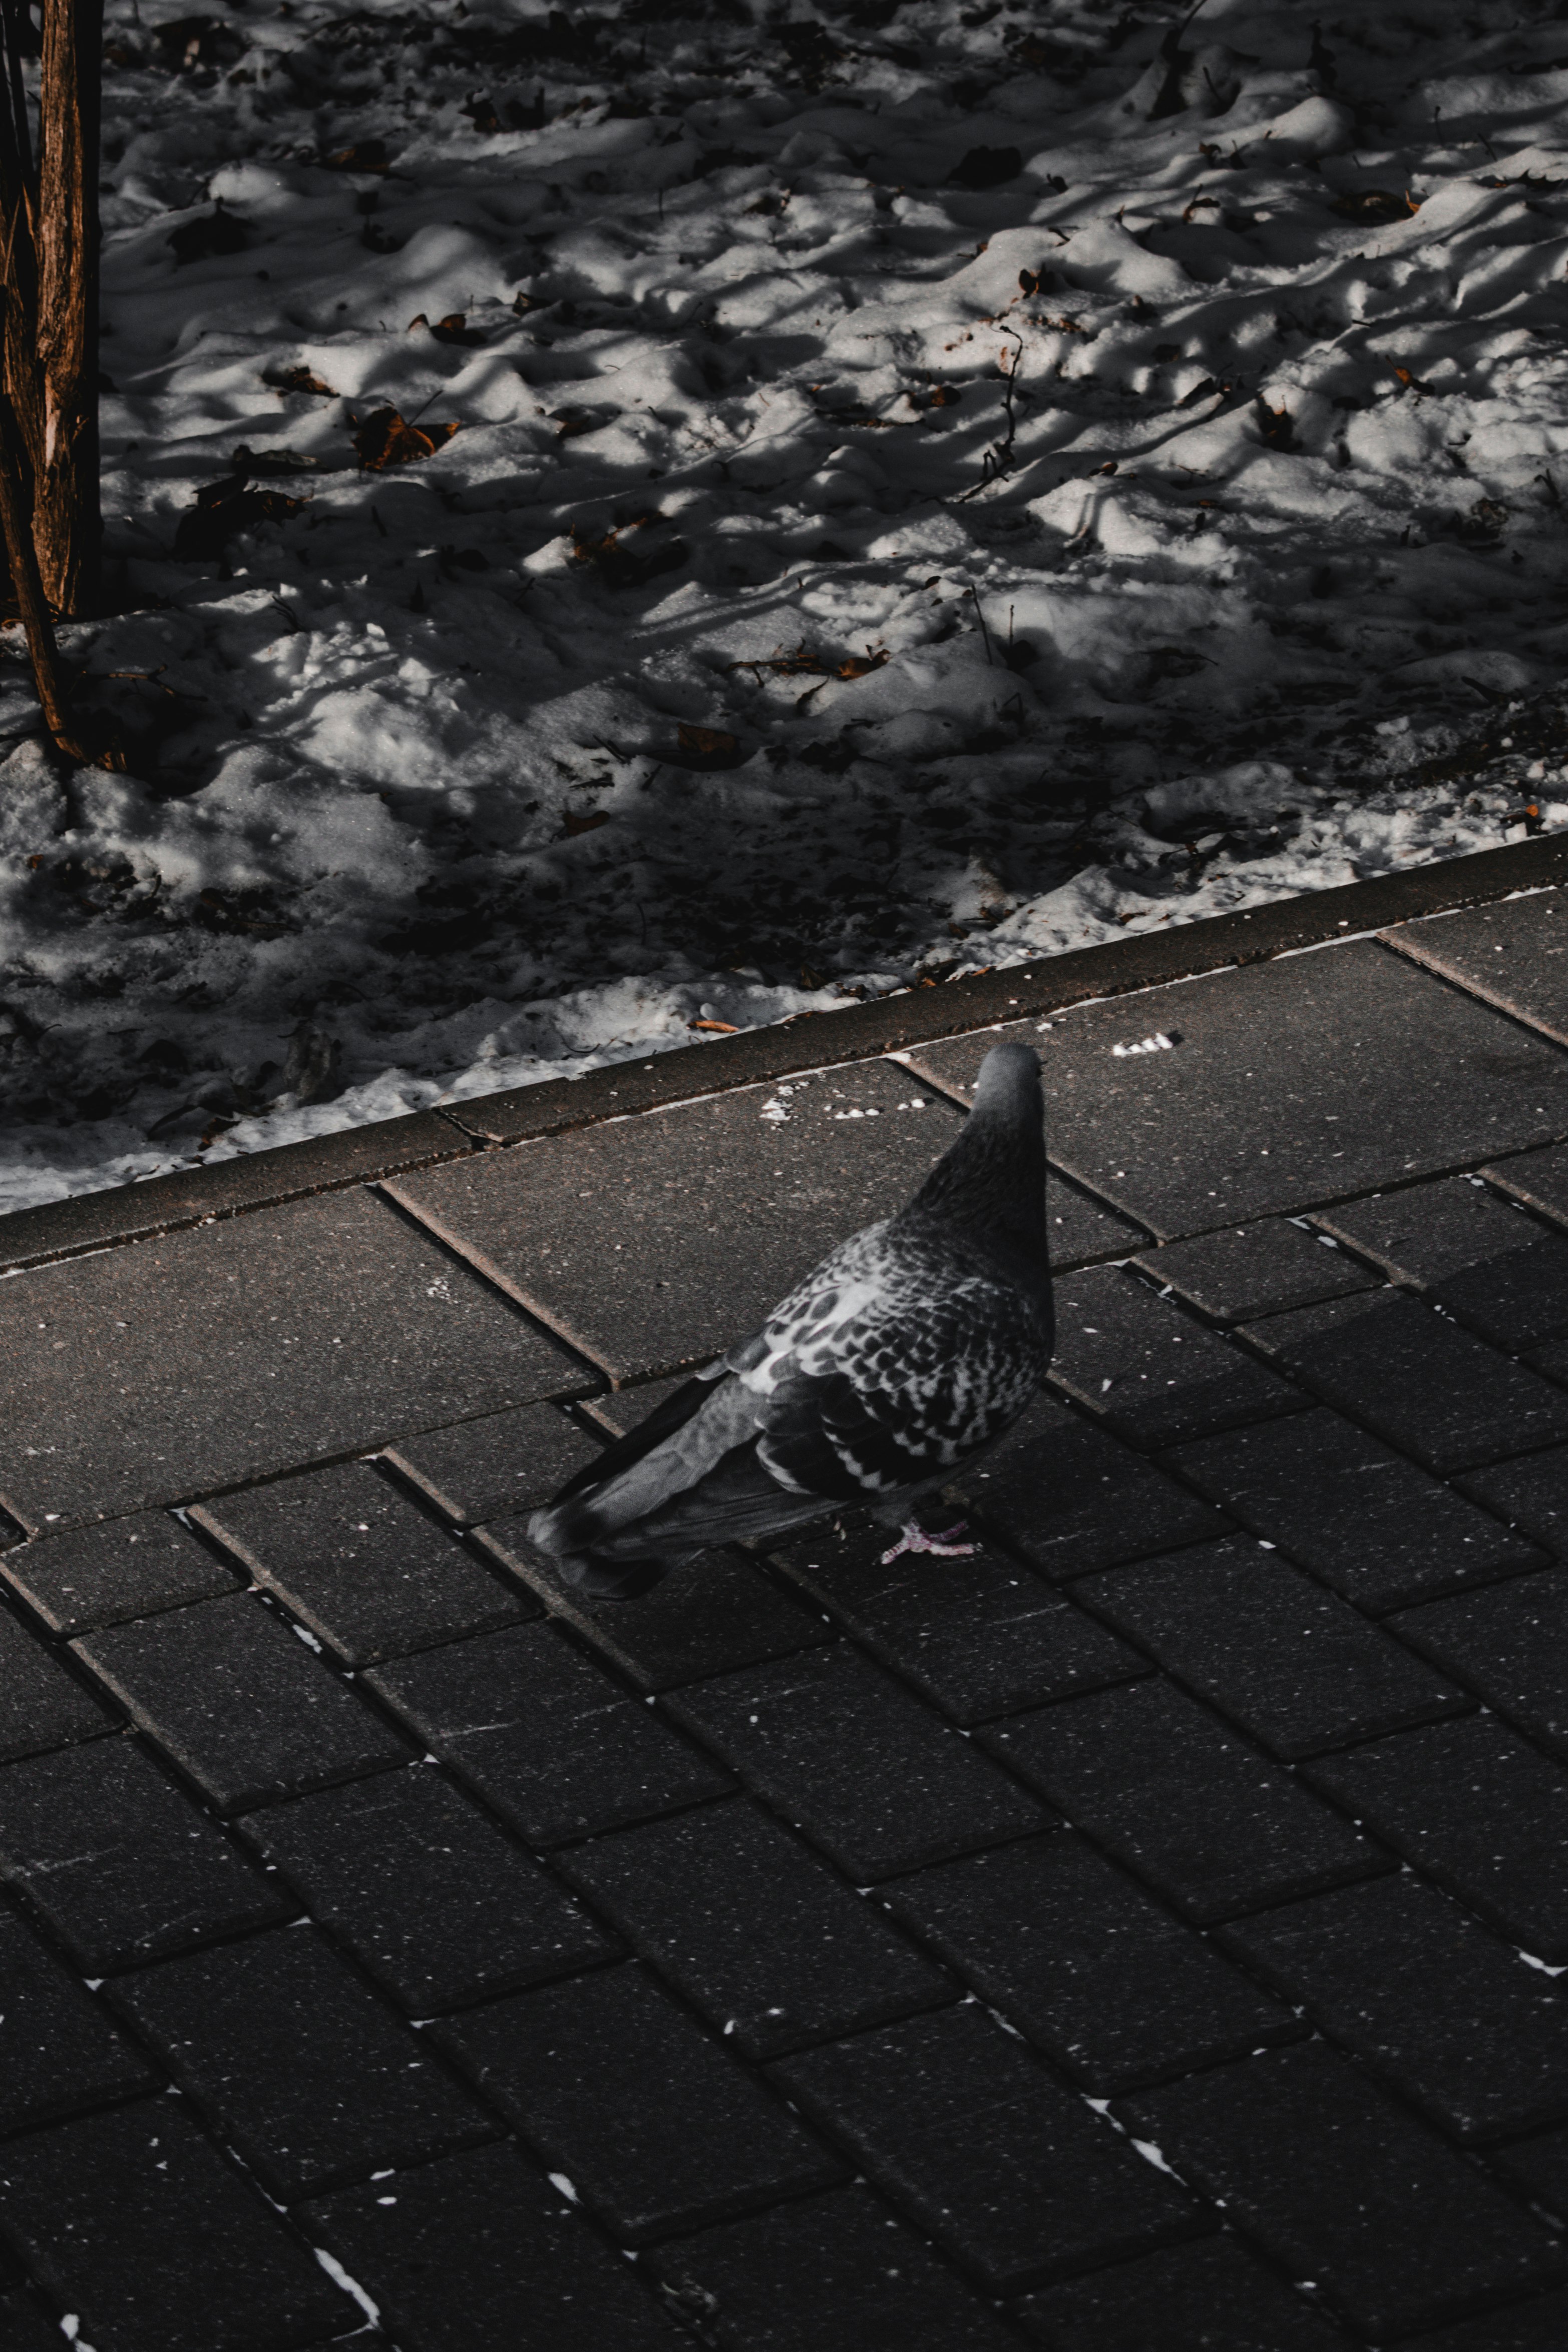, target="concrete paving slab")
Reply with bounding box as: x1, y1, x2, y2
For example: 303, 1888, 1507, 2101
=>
956, 1392, 1223, 1579
72, 1592, 412, 1814
362, 1621, 731, 1846
665, 1645, 1044, 1881
773, 1520, 1146, 1726
1316, 1175, 1568, 1353
1221, 1872, 1568, 2144
0, 1904, 159, 2136
650, 2182, 1022, 2352
303, 2139, 684, 2351
883, 1830, 1296, 2095
1133, 1219, 1380, 1324
1167, 1409, 1542, 1615
237, 1765, 612, 2012
1460, 1444, 1568, 1557
1383, 889, 1568, 1045
909, 941, 1568, 1238
385, 1060, 962, 1381
1116, 2043, 1565, 2341
1305, 1718, 1568, 1963
477, 1518, 829, 1693
0, 1736, 291, 1972
1485, 1138, 1568, 1226
558, 1798, 951, 2061
0, 1188, 590, 1533
1079, 1537, 1467, 1762
0, 2099, 356, 2352
1391, 1569, 1568, 1761
770, 2006, 1204, 2294
982, 1681, 1388, 1924
192, 1460, 524, 1666
1238, 1290, 1568, 1474
1049, 1264, 1305, 1450
383, 1401, 602, 1525
433, 1964, 843, 2244
0, 1511, 241, 1636
1013, 2236, 1353, 2351
0, 1601, 119, 1763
